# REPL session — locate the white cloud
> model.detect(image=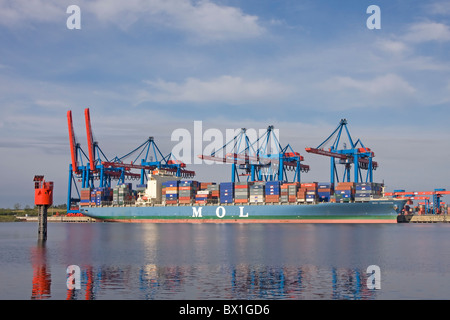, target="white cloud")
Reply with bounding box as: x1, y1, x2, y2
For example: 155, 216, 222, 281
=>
427, 1, 450, 16
375, 39, 410, 56
0, 0, 264, 41
138, 75, 292, 104
403, 21, 450, 43
174, 0, 264, 41
332, 74, 415, 96
0, 0, 66, 26
319, 74, 416, 109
